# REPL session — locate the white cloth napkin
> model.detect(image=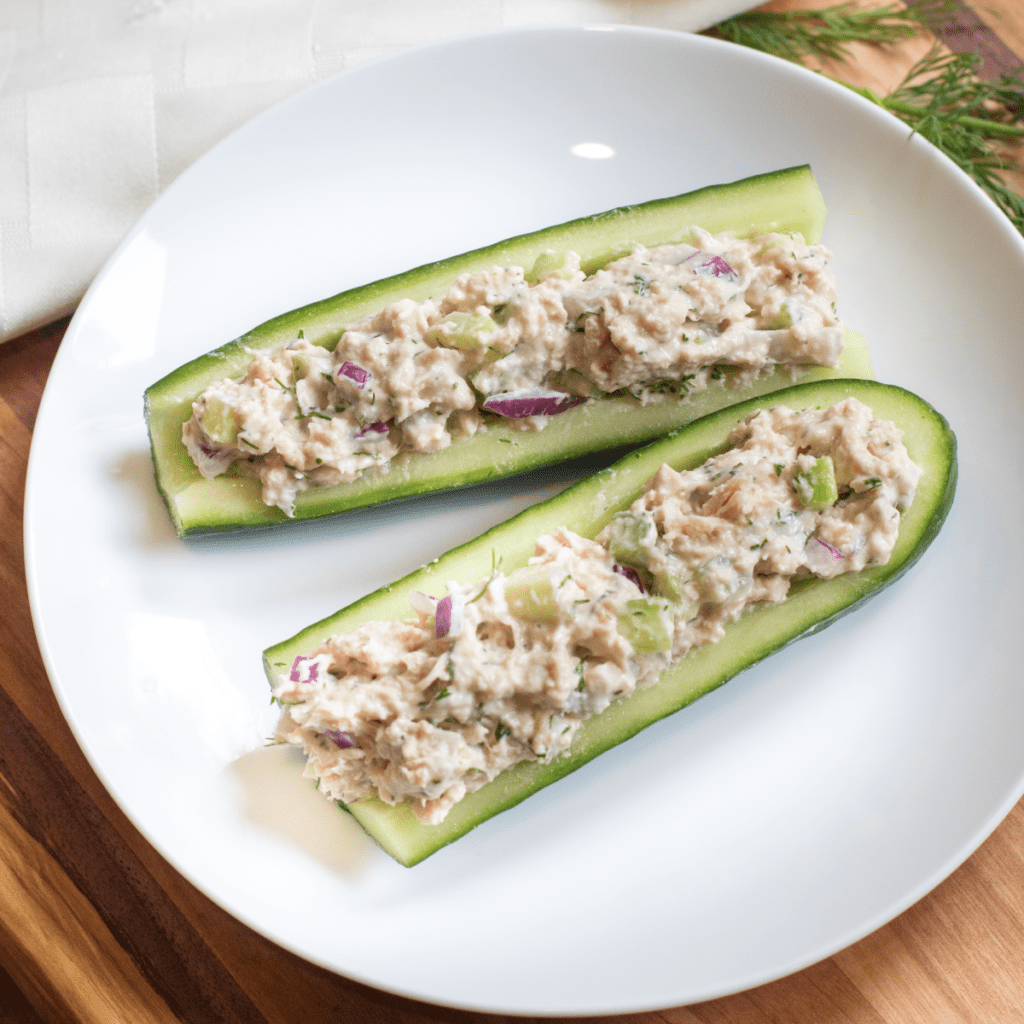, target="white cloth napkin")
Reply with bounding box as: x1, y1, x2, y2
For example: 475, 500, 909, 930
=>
0, 0, 757, 343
